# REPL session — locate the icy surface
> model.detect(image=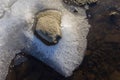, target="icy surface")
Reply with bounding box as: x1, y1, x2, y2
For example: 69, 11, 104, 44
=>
0, 0, 90, 79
